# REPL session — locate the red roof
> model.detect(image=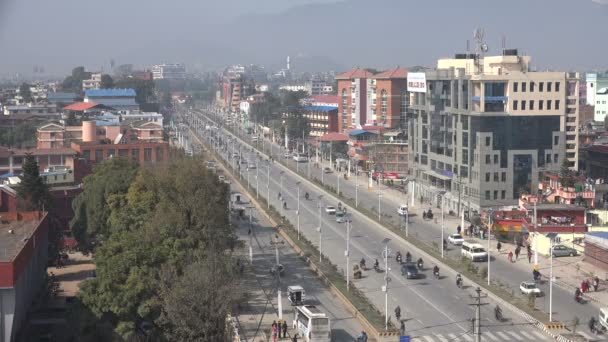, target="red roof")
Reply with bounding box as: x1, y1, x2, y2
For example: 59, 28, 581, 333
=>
312, 95, 339, 104
63, 102, 107, 111
318, 132, 349, 142
372, 67, 408, 79
336, 68, 374, 80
